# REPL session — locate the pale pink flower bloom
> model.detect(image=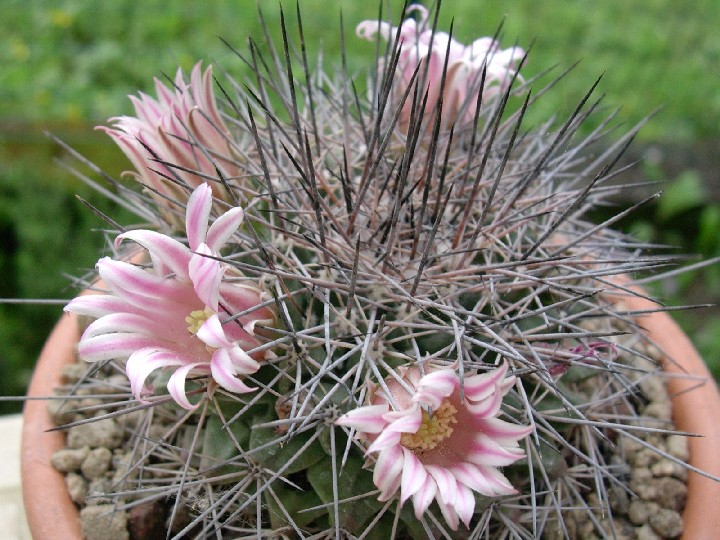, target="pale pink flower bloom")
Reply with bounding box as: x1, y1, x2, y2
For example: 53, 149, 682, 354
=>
65, 183, 275, 410
357, 5, 525, 129
336, 362, 532, 530
99, 62, 237, 223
